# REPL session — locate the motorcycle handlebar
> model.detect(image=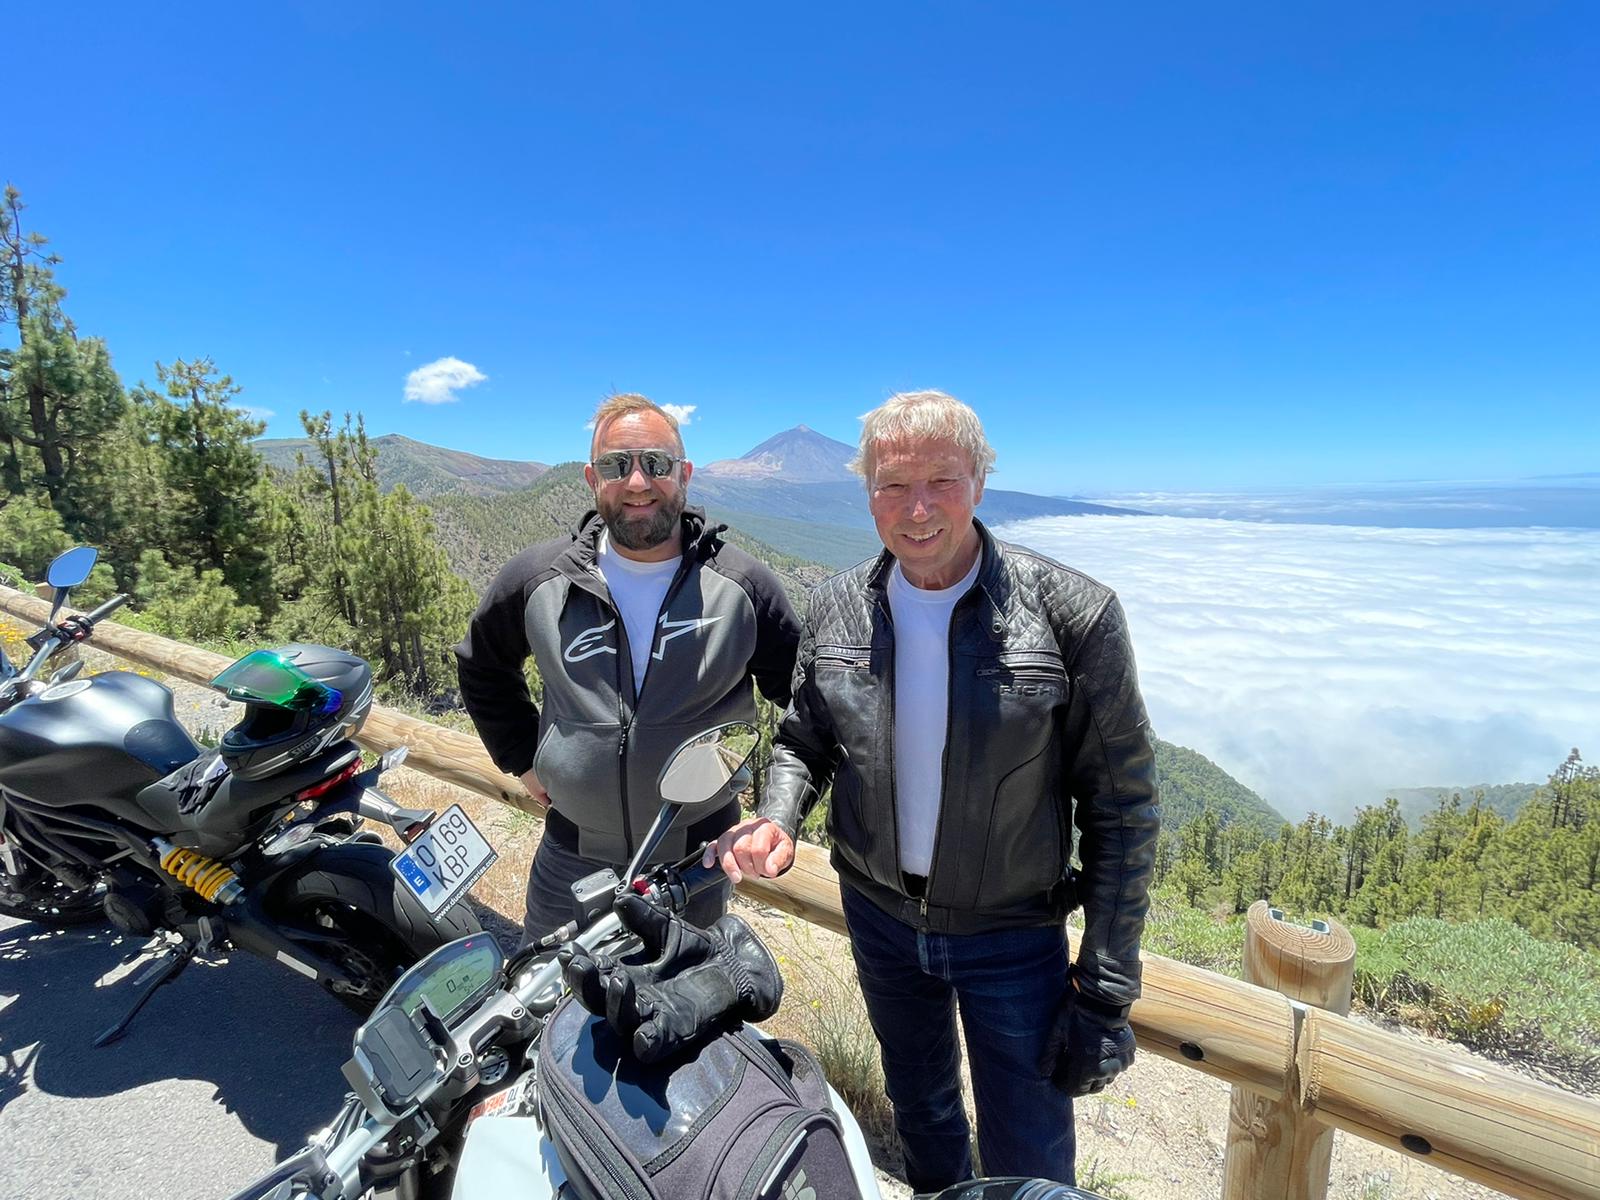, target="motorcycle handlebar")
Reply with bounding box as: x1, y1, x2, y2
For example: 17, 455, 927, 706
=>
81, 592, 129, 625
642, 853, 728, 912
